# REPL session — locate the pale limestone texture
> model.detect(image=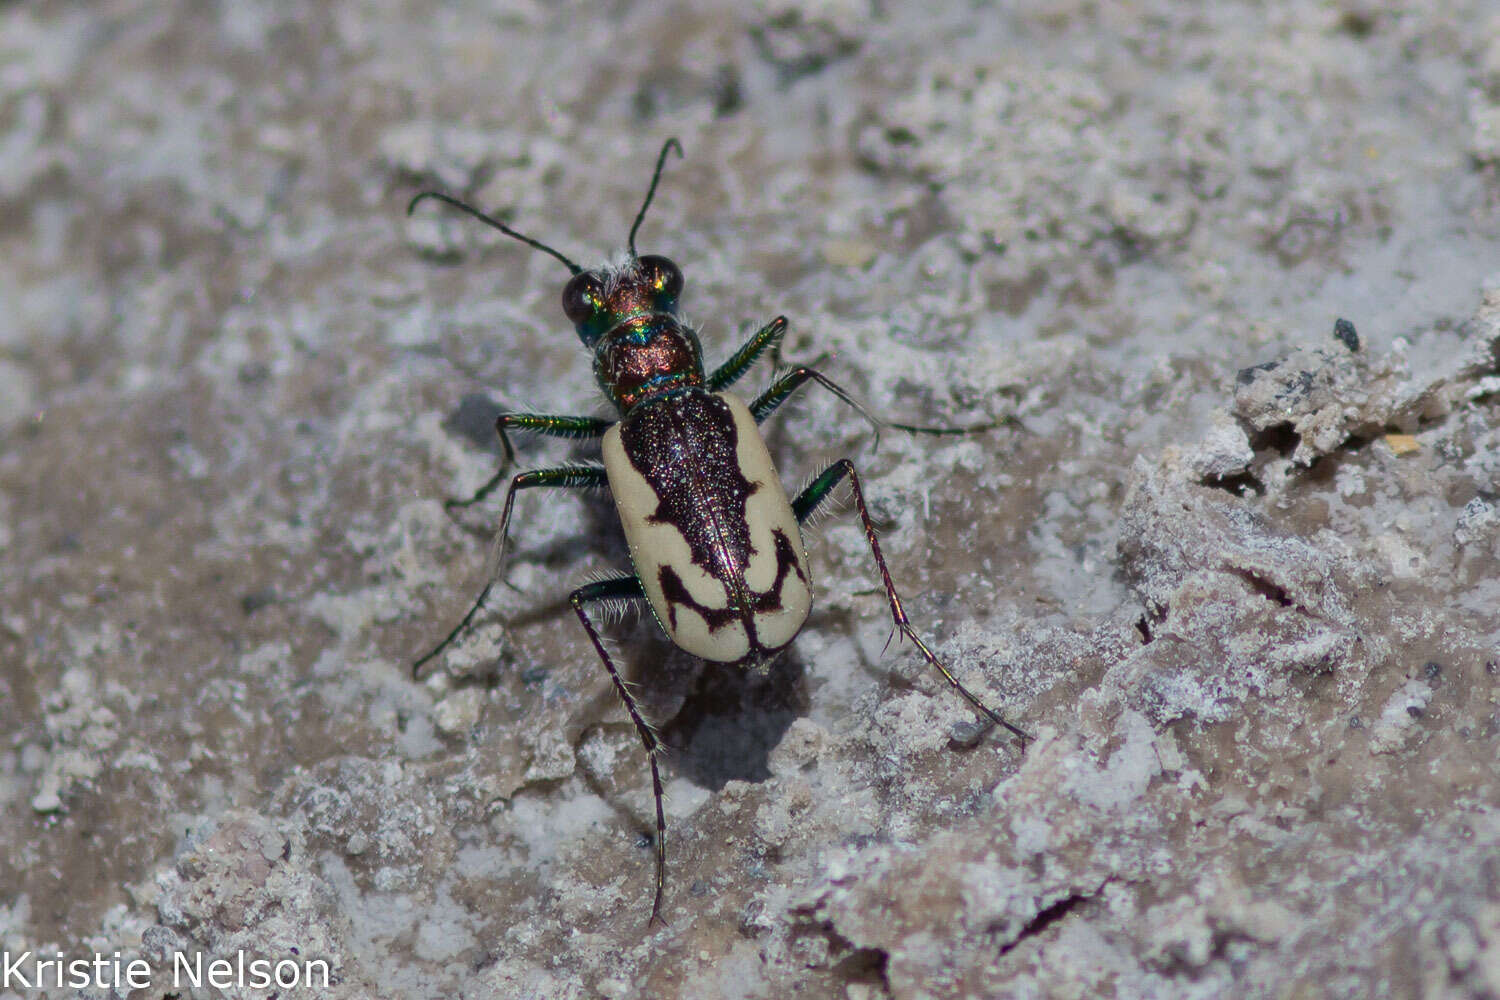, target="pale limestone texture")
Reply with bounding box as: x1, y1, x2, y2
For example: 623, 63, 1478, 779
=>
3, 2, 1499, 999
